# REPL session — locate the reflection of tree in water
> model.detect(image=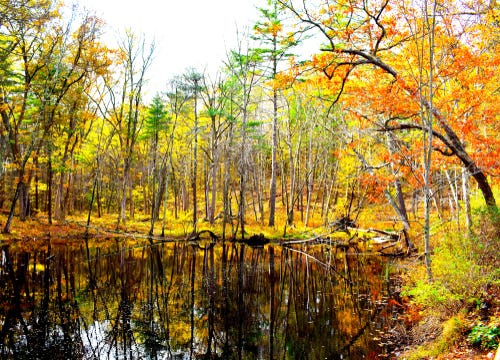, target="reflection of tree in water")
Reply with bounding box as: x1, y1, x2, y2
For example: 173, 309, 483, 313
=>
0, 240, 85, 359
0, 238, 397, 359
